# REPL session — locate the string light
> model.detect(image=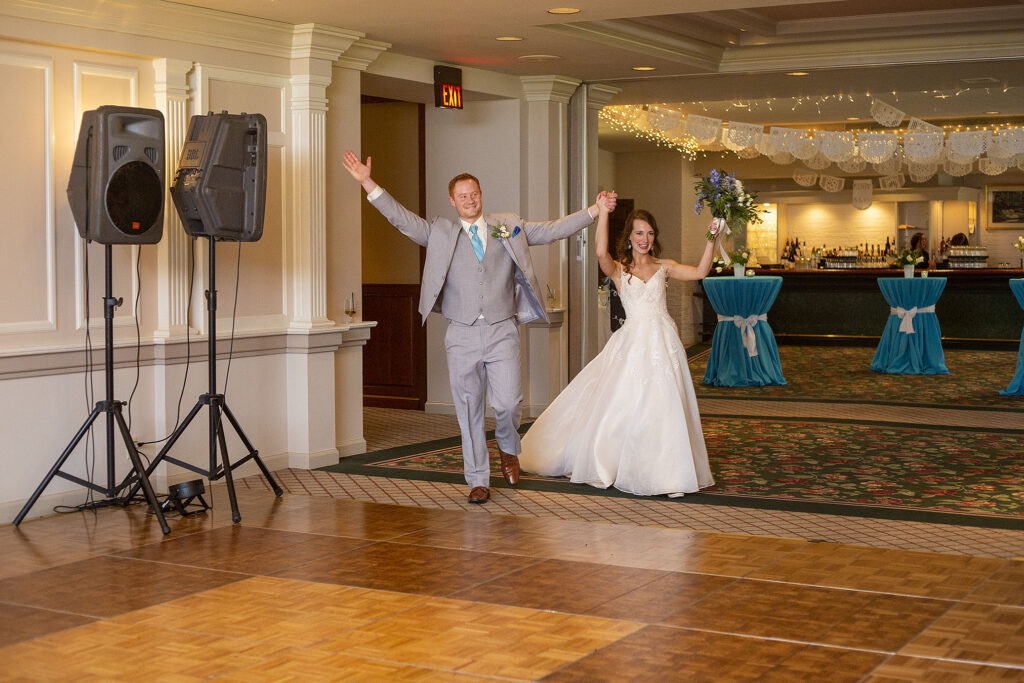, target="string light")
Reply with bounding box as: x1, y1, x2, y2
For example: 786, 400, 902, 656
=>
601, 87, 1023, 156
